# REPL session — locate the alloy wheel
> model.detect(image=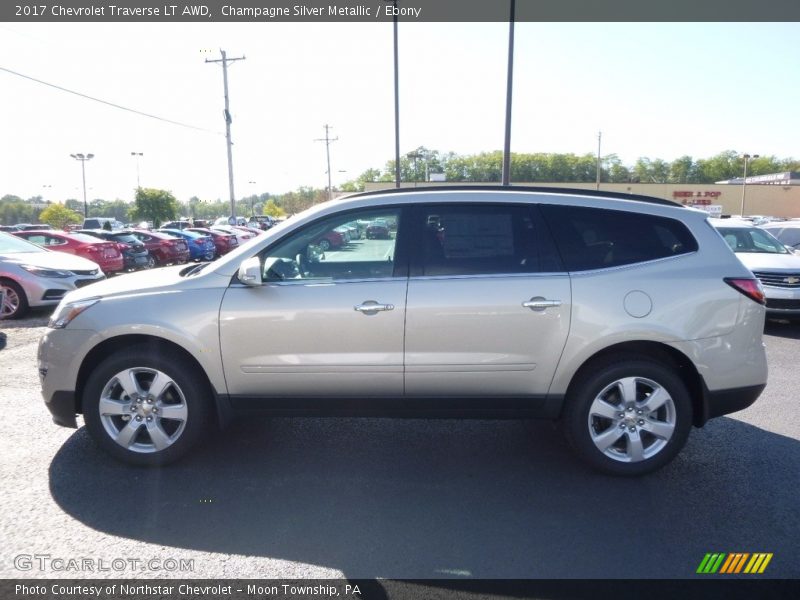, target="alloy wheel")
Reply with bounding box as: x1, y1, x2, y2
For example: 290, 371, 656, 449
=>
587, 376, 676, 463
